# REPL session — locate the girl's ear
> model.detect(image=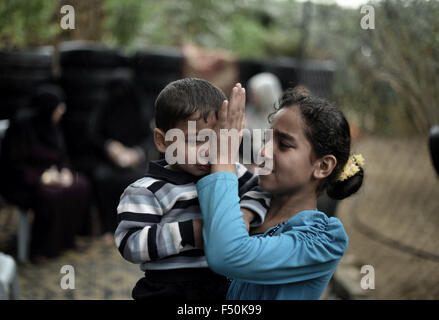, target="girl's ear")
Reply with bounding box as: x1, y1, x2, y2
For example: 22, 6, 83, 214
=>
154, 128, 168, 154
313, 155, 337, 180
